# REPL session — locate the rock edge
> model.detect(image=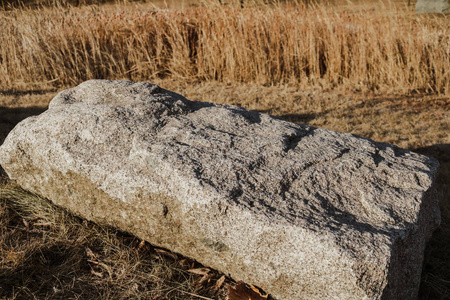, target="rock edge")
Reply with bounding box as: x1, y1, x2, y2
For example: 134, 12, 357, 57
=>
0, 80, 440, 299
